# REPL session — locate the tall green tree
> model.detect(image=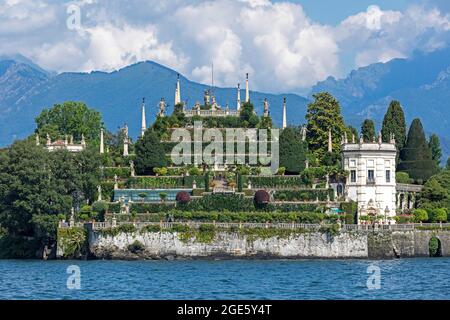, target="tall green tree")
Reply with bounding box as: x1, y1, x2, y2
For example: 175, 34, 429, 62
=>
0, 138, 101, 258
306, 92, 347, 162
428, 134, 442, 167
279, 127, 306, 174
240, 101, 260, 128
35, 101, 103, 142
398, 119, 438, 182
381, 100, 407, 151
134, 130, 167, 175
361, 119, 376, 142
